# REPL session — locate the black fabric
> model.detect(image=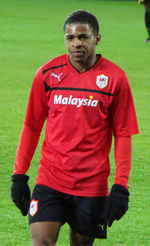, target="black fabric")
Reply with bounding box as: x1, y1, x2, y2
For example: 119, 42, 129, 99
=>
145, 11, 150, 36
143, 0, 150, 5
10, 174, 31, 216
29, 185, 107, 239
104, 184, 129, 227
